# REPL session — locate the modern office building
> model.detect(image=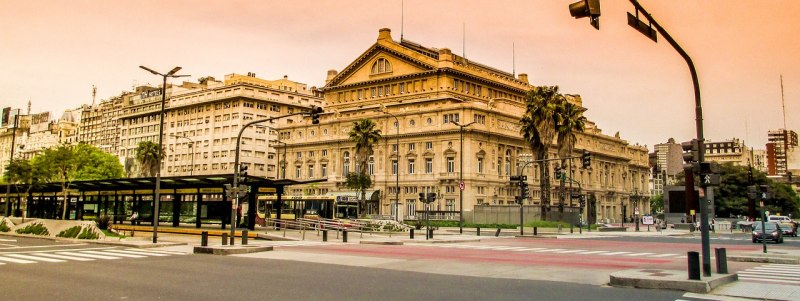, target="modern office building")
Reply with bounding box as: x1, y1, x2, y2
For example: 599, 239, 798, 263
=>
767, 129, 798, 176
